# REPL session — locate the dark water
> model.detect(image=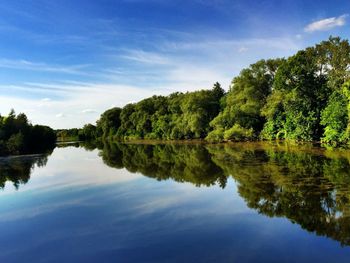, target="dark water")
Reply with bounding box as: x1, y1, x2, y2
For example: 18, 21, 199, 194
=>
0, 142, 350, 262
